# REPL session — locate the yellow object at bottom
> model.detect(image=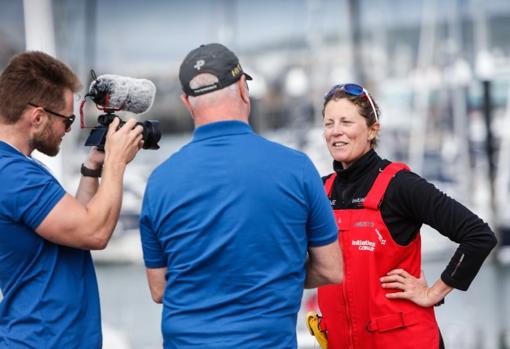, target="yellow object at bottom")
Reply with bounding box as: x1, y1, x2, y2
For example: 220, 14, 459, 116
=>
305, 312, 328, 349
